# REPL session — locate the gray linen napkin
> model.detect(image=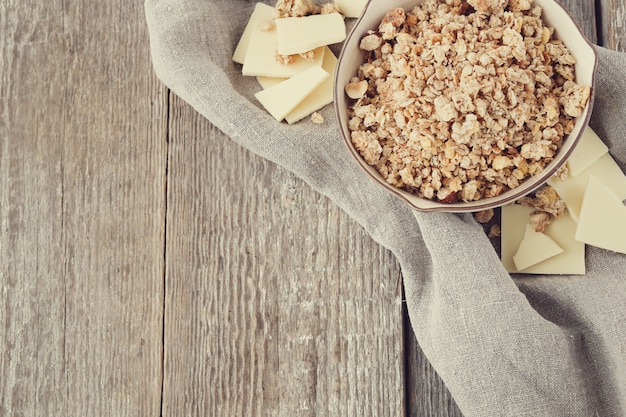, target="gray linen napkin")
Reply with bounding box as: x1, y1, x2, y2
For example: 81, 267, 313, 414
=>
145, 0, 626, 415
